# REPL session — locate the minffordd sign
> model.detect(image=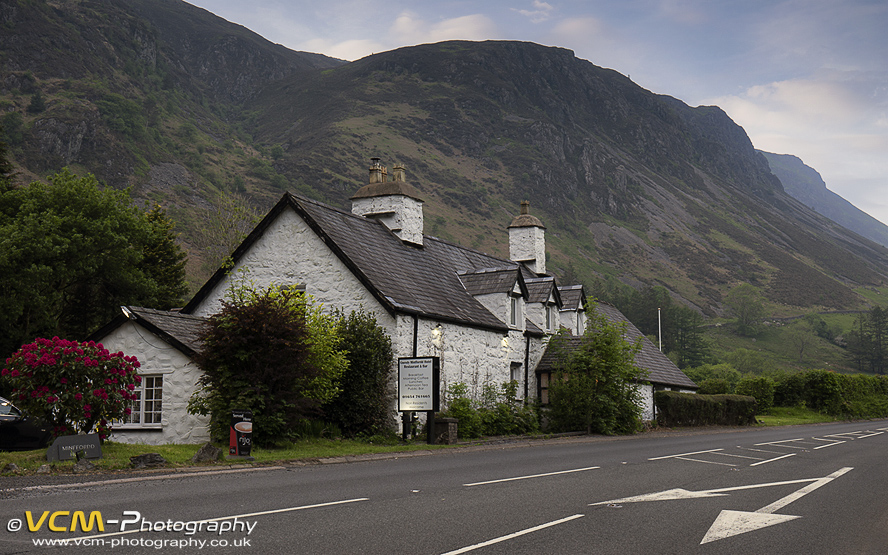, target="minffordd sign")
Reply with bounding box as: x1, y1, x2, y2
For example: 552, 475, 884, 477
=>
398, 357, 440, 412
